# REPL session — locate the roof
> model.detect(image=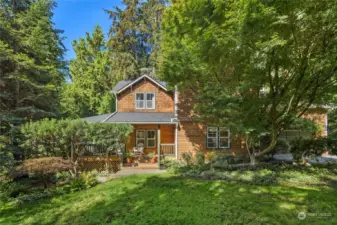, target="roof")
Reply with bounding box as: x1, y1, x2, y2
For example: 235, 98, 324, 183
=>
104, 112, 175, 123
111, 74, 168, 94
81, 112, 176, 124
82, 113, 111, 123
